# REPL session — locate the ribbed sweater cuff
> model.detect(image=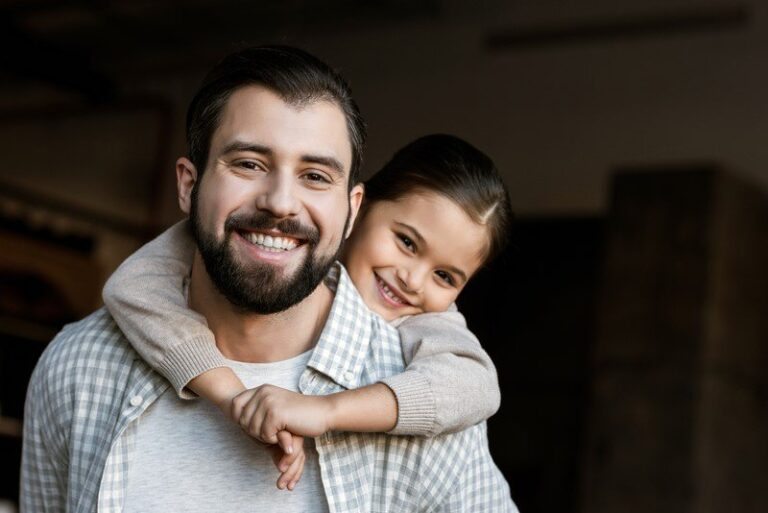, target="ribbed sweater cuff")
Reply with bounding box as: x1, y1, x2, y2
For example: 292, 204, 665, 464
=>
156, 336, 228, 400
381, 371, 436, 436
